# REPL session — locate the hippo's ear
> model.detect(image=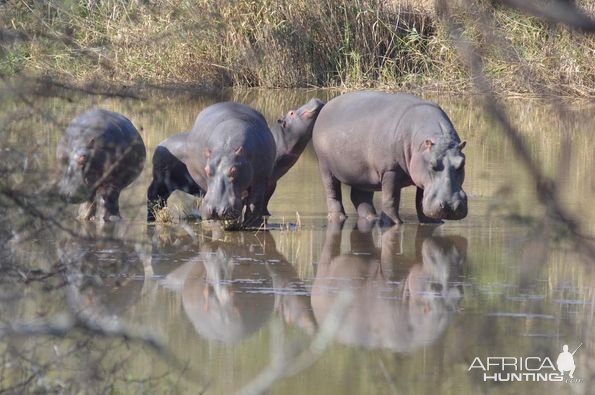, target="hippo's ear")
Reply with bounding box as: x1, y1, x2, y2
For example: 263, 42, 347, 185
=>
424, 139, 434, 150
277, 118, 287, 129
205, 149, 211, 159
458, 141, 466, 151
86, 138, 95, 149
